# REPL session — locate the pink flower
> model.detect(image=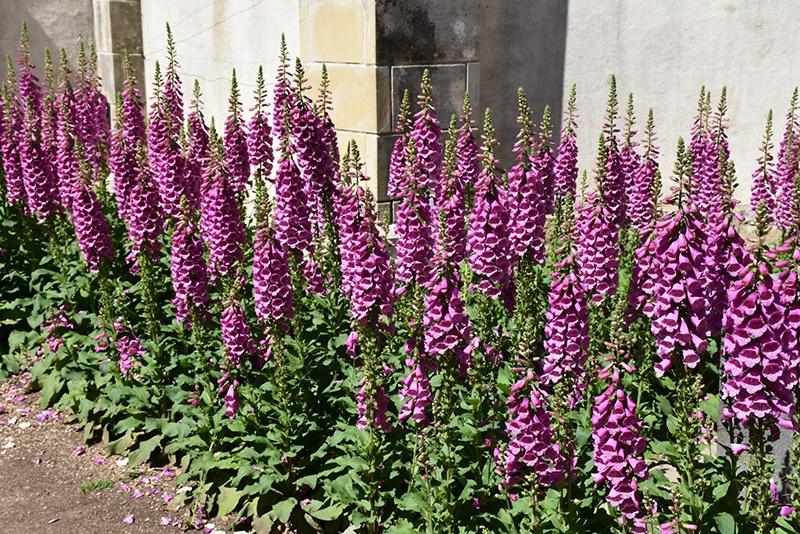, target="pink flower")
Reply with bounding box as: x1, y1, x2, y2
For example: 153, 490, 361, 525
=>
122, 514, 135, 525
410, 69, 442, 193
223, 70, 249, 193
